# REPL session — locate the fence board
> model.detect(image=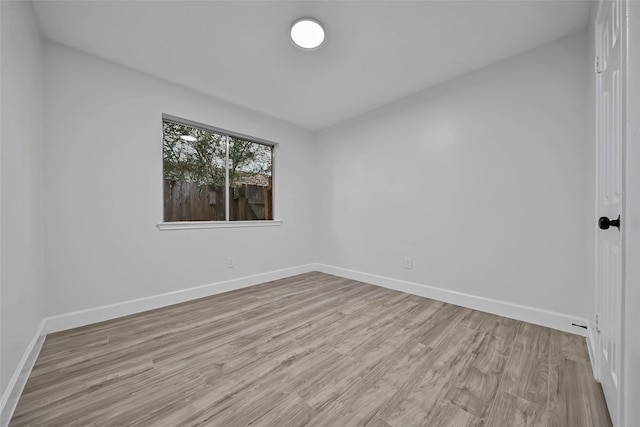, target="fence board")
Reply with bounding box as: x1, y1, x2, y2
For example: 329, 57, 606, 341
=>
163, 180, 272, 222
